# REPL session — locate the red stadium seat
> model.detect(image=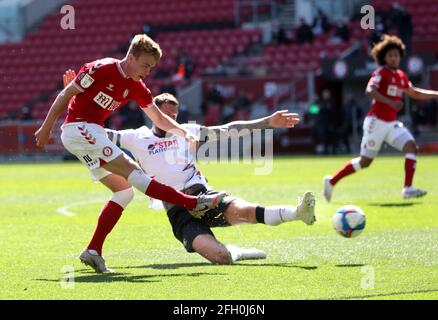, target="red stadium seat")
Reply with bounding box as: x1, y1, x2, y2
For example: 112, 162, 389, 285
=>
204, 103, 221, 126
0, 0, 300, 118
